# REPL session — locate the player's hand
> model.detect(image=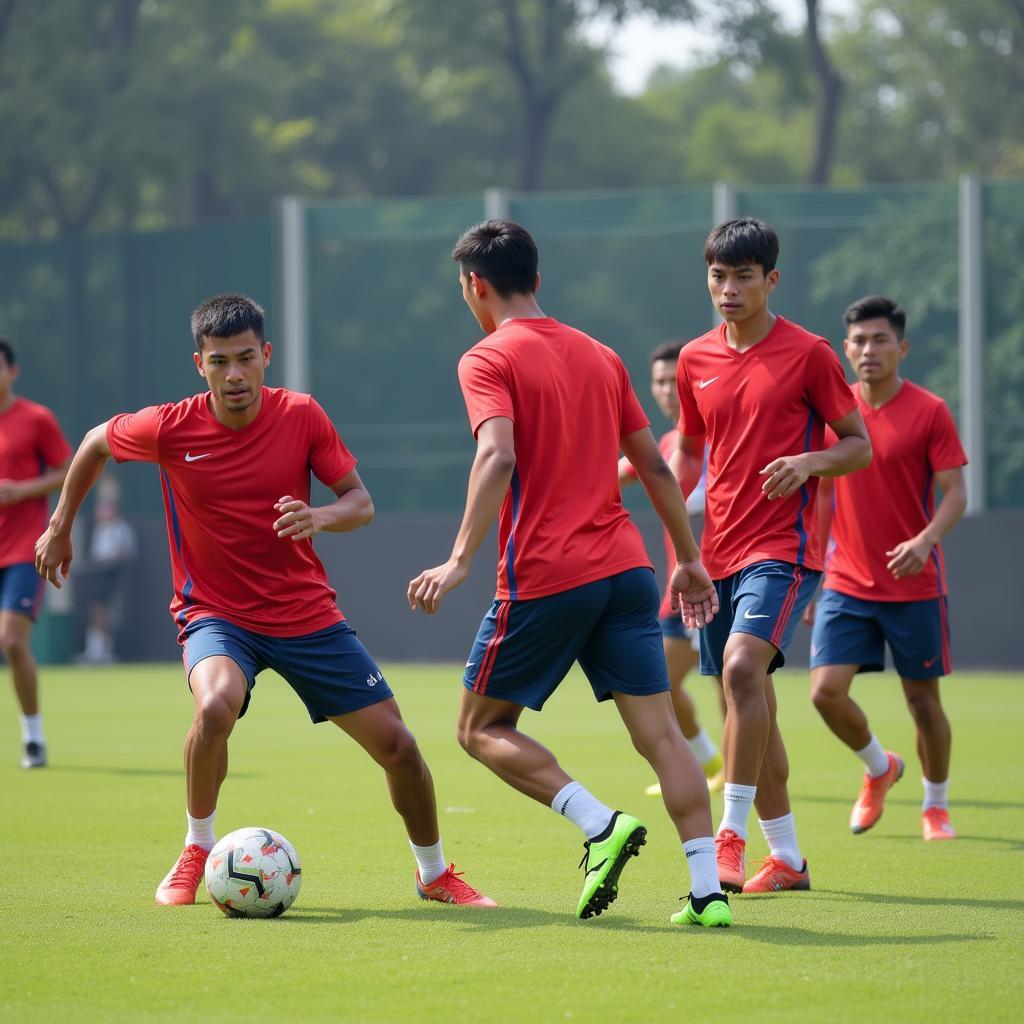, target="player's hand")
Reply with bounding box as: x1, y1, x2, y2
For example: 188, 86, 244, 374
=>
669, 559, 719, 628
886, 534, 933, 578
35, 527, 73, 588
802, 598, 815, 625
759, 455, 810, 500
273, 495, 321, 541
0, 479, 25, 505
407, 560, 468, 615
